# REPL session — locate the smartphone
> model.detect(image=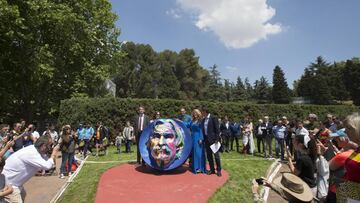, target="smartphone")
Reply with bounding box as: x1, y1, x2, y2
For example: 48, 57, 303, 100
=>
255, 178, 264, 185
